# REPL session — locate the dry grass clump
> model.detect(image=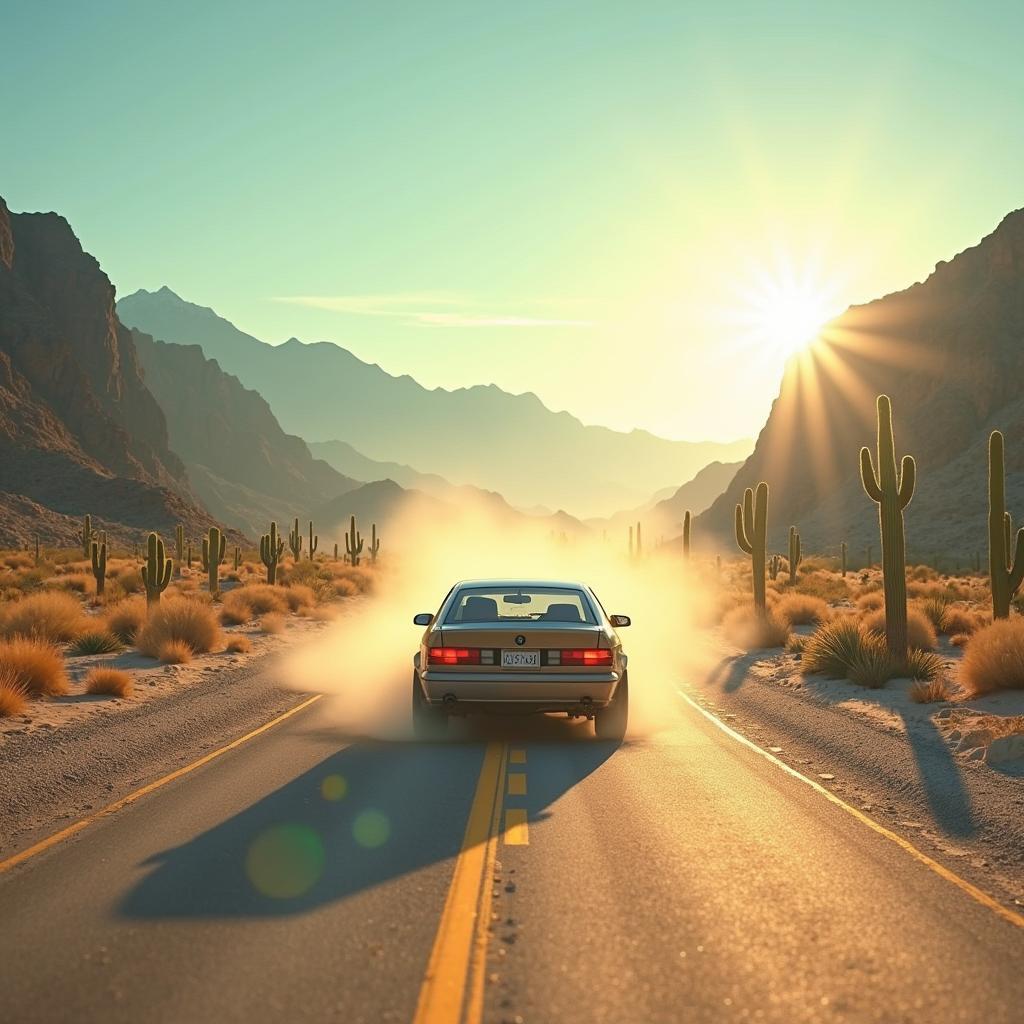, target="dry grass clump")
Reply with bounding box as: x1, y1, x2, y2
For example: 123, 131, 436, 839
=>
855, 592, 884, 612
0, 637, 69, 696
259, 612, 286, 635
960, 619, 1024, 697
219, 589, 256, 625
136, 597, 221, 658
103, 597, 147, 644
283, 584, 316, 613
113, 566, 145, 594
158, 640, 193, 664
861, 607, 937, 651
774, 593, 830, 627
327, 563, 375, 594
721, 604, 789, 649
950, 633, 972, 648
903, 647, 945, 682
4, 553, 34, 570
793, 572, 849, 603
847, 632, 896, 689
909, 678, 950, 704
69, 630, 124, 656
0, 591, 89, 643
940, 605, 985, 637
225, 635, 252, 654
0, 668, 28, 717
916, 596, 951, 633
238, 584, 289, 616
802, 619, 868, 679
85, 667, 134, 697
54, 572, 94, 595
